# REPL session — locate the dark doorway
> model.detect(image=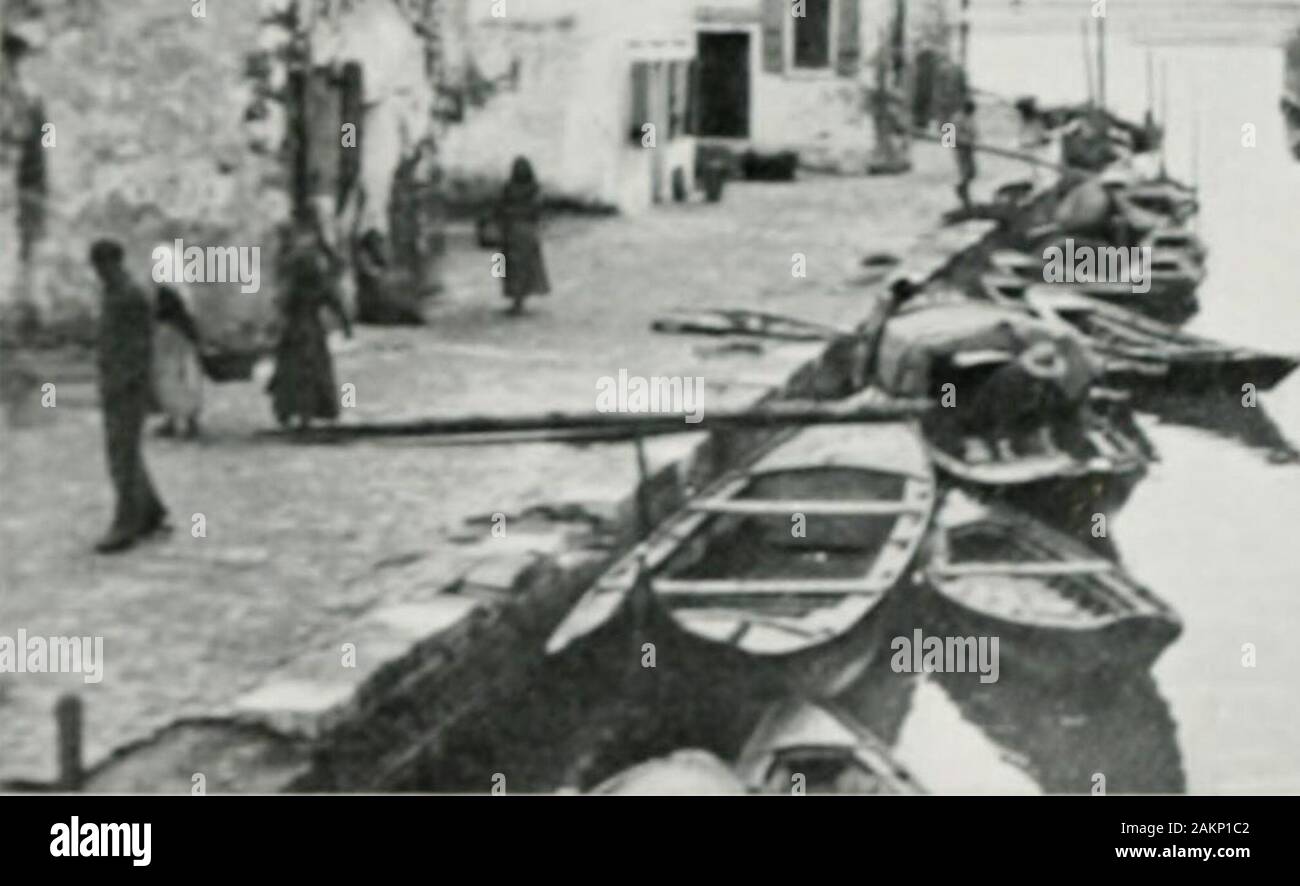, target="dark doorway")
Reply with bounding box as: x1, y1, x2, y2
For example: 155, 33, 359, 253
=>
695, 32, 750, 139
